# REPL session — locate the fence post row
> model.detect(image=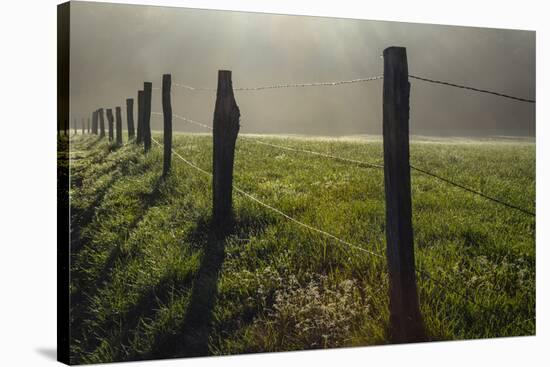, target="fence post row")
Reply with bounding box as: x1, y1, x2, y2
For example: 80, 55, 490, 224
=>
99, 108, 105, 138
212, 70, 240, 229
382, 46, 425, 343
126, 98, 135, 139
143, 82, 152, 152
162, 74, 172, 177
106, 108, 114, 141
115, 106, 123, 145
136, 90, 144, 144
